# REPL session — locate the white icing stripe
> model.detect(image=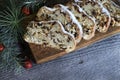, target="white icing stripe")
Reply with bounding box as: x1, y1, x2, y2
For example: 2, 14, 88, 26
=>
74, 0, 82, 3
97, 1, 111, 17
69, 3, 96, 40
68, 3, 96, 27
97, 1, 111, 28
38, 20, 75, 40
77, 4, 96, 24
74, 3, 96, 28
58, 4, 83, 36
44, 6, 56, 11
56, 20, 75, 39
73, 3, 83, 12
25, 20, 76, 52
